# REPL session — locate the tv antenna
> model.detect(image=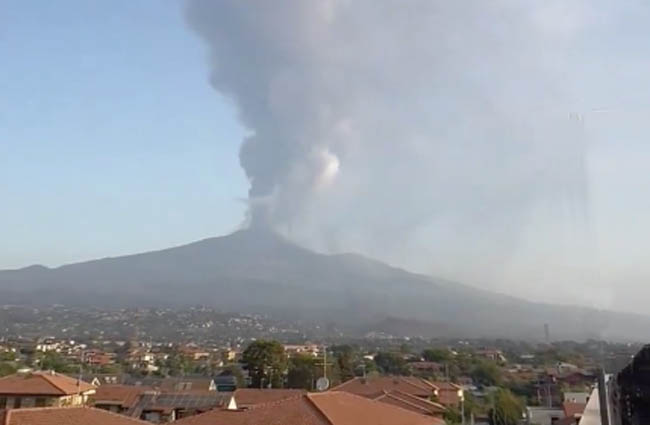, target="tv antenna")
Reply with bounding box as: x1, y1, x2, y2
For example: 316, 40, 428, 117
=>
315, 344, 332, 392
